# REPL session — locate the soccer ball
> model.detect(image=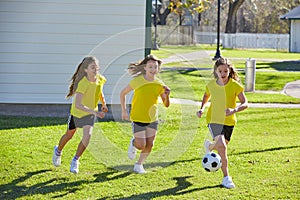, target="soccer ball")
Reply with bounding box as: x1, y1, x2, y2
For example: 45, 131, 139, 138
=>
202, 152, 222, 172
